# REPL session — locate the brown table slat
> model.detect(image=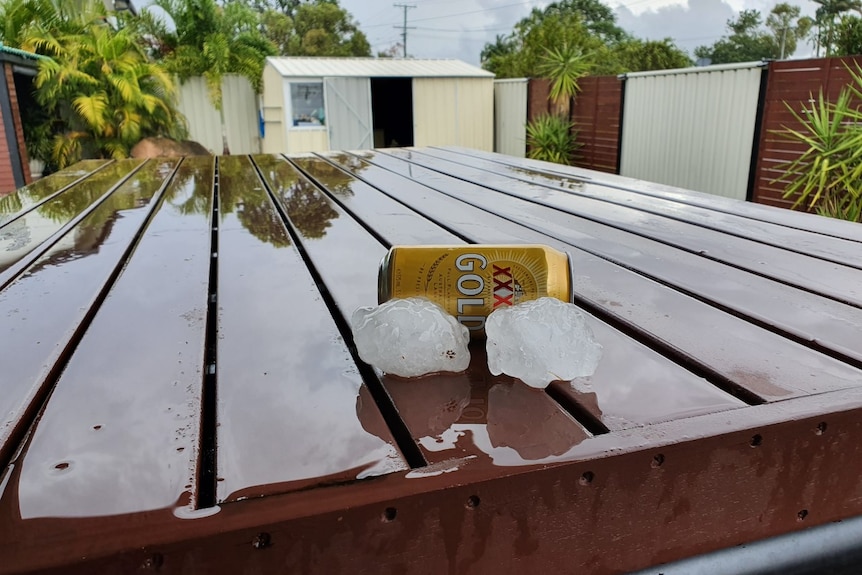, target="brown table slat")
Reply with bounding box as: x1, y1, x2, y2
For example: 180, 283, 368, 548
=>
317, 152, 745, 430
0, 157, 213, 519
0, 160, 108, 226
350, 150, 862, 402
0, 159, 179, 466
397, 151, 862, 367
0, 160, 145, 285
447, 146, 862, 243
422, 147, 862, 269
254, 154, 593, 466
214, 156, 407, 503
393, 150, 862, 307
